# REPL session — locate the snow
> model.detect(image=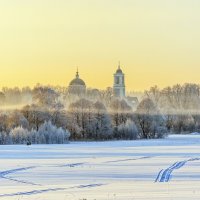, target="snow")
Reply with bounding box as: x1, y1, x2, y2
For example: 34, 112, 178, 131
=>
0, 134, 200, 199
